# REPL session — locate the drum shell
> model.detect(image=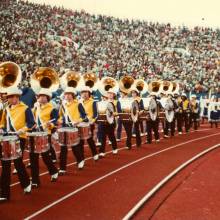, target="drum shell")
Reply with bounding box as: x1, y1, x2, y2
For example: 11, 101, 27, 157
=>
27, 132, 49, 154
58, 127, 80, 146
1, 136, 21, 160
78, 123, 91, 140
